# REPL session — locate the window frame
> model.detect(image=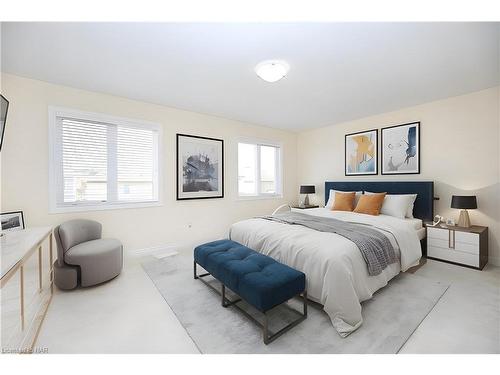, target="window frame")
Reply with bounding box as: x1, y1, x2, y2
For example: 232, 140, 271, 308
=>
236, 138, 283, 200
48, 106, 163, 213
